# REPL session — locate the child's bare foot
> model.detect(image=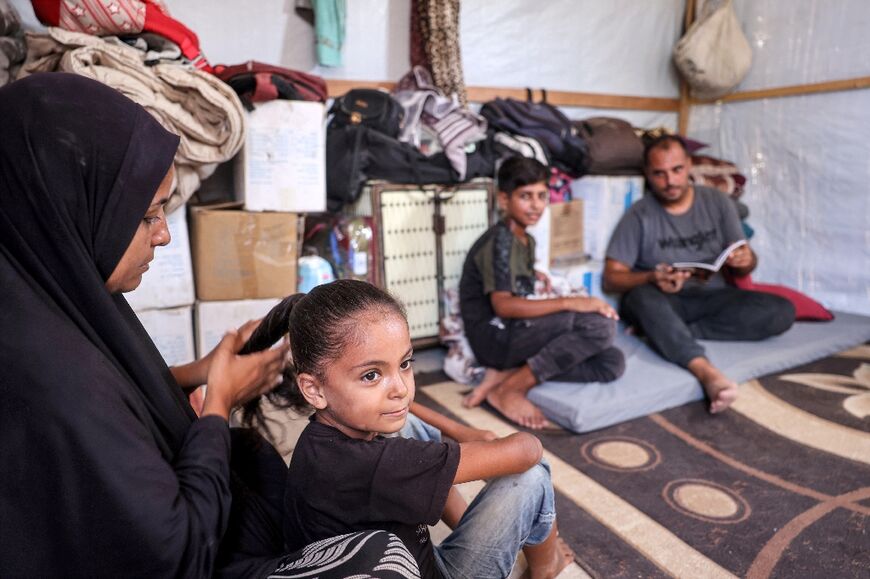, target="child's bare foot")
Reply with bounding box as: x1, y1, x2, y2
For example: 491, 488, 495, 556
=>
705, 377, 739, 414
688, 357, 739, 414
523, 525, 575, 579
463, 367, 515, 408
486, 388, 551, 430
553, 537, 576, 576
